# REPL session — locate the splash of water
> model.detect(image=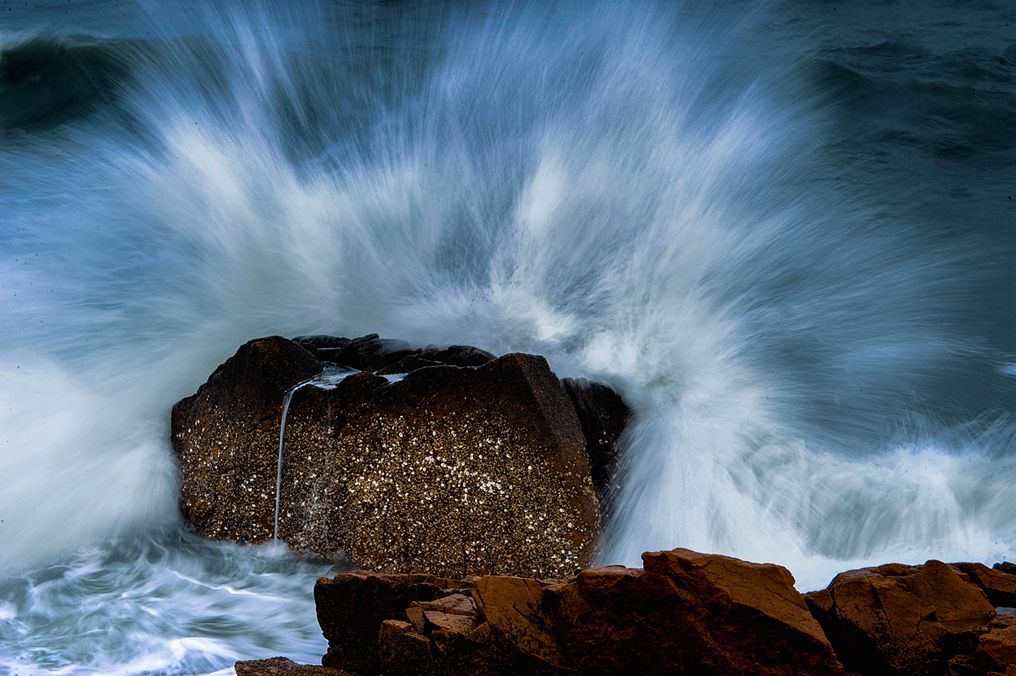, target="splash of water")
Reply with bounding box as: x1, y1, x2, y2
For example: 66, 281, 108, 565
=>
273, 365, 357, 541
0, 0, 1012, 594
0, 530, 331, 673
